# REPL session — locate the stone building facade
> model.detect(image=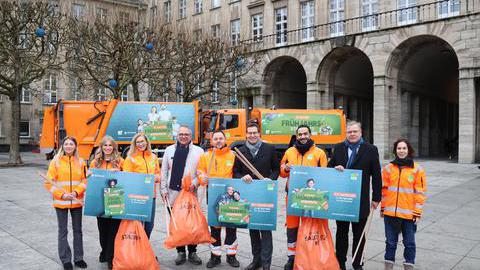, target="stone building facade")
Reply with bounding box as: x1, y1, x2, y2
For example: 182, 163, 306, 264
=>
147, 0, 480, 163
